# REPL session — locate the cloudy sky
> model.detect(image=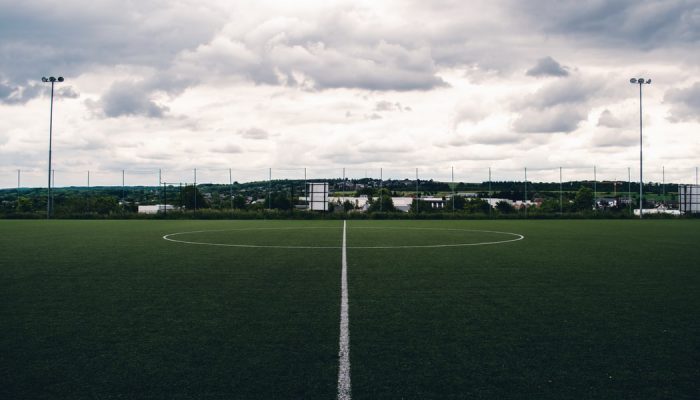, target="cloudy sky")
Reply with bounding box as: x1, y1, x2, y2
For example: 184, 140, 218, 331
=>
1, 0, 699, 186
